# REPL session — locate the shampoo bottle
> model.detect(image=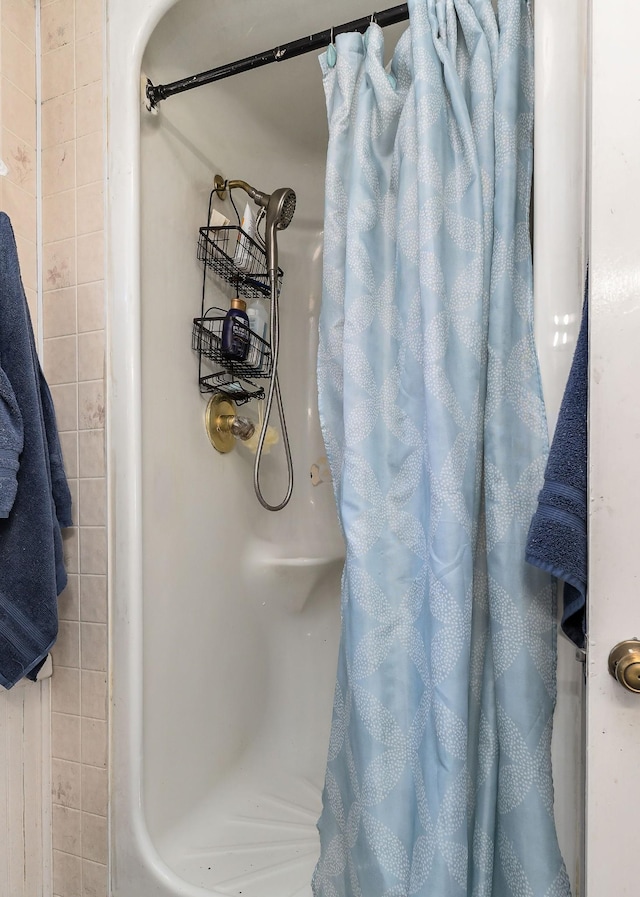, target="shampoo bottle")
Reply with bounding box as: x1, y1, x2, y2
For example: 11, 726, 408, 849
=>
221, 297, 250, 362
246, 297, 269, 370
